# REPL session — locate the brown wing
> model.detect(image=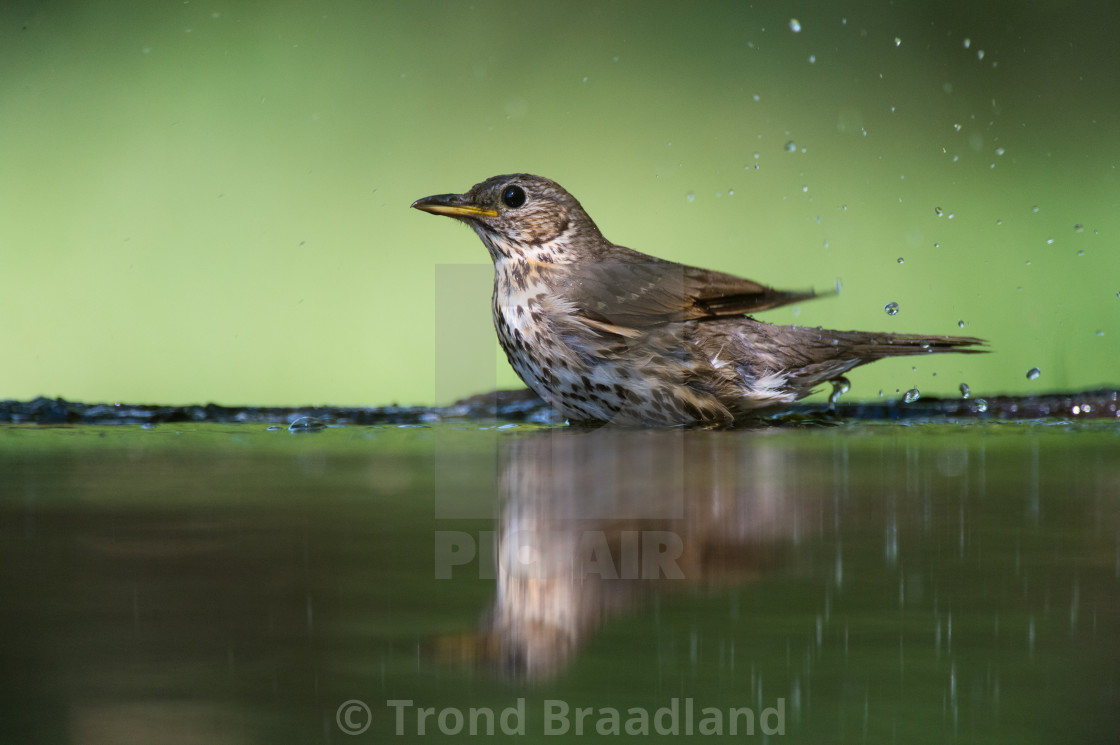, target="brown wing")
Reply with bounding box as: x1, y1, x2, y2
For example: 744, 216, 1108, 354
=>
564, 243, 823, 329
